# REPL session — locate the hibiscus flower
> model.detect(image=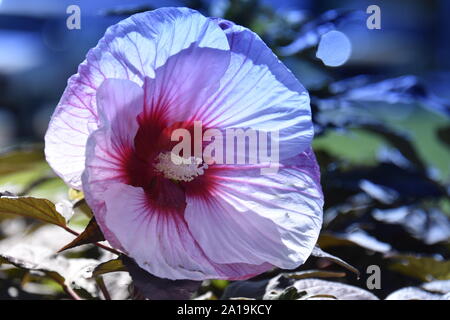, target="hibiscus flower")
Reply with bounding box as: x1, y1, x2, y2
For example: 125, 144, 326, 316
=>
45, 7, 323, 280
